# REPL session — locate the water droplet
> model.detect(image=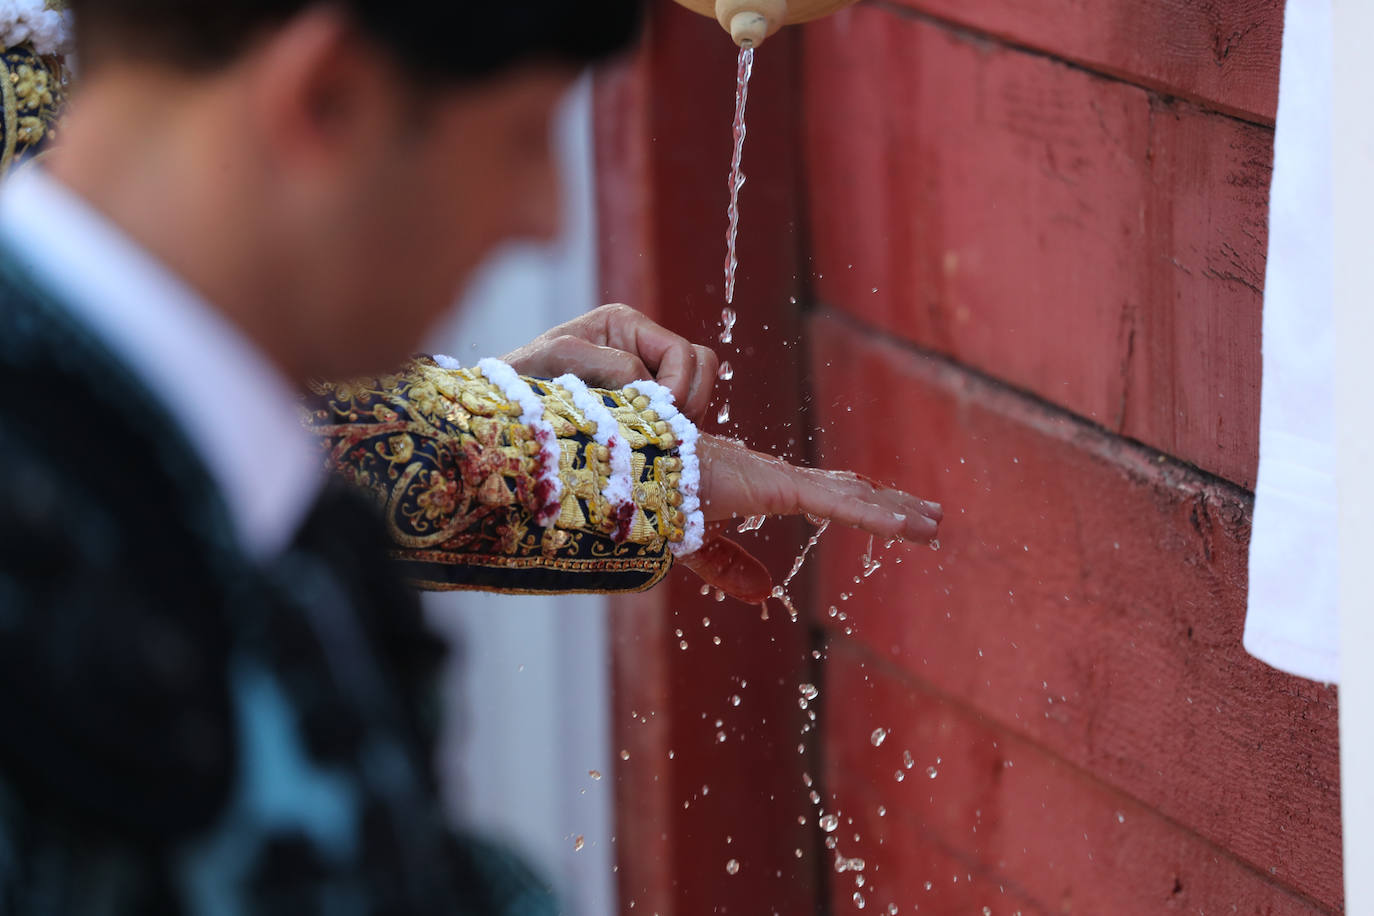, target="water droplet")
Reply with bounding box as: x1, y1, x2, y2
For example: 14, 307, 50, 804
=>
877, 805, 886, 817
819, 814, 839, 833
927, 767, 938, 779
718, 361, 734, 381
716, 730, 727, 743
589, 769, 602, 780
713, 636, 722, 645
795, 848, 804, 858
720, 308, 738, 343
894, 770, 905, 782
699, 584, 711, 596
679, 640, 689, 650
702, 616, 711, 627
799, 683, 819, 701
924, 881, 933, 891
889, 905, 899, 915
574, 835, 585, 851
717, 403, 731, 424
835, 853, 866, 873
984, 909, 992, 916
1116, 812, 1126, 824
870, 728, 888, 747
929, 539, 941, 551
714, 589, 727, 603
853, 892, 866, 909
737, 514, 766, 533
903, 750, 914, 769
730, 694, 741, 707
725, 858, 740, 875
620, 750, 630, 761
